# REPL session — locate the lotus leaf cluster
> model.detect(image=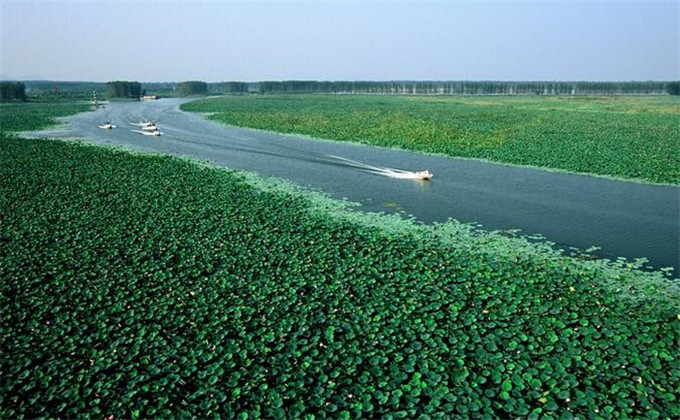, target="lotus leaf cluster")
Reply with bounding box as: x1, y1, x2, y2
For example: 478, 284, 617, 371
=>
2, 136, 678, 418
0, 101, 92, 134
